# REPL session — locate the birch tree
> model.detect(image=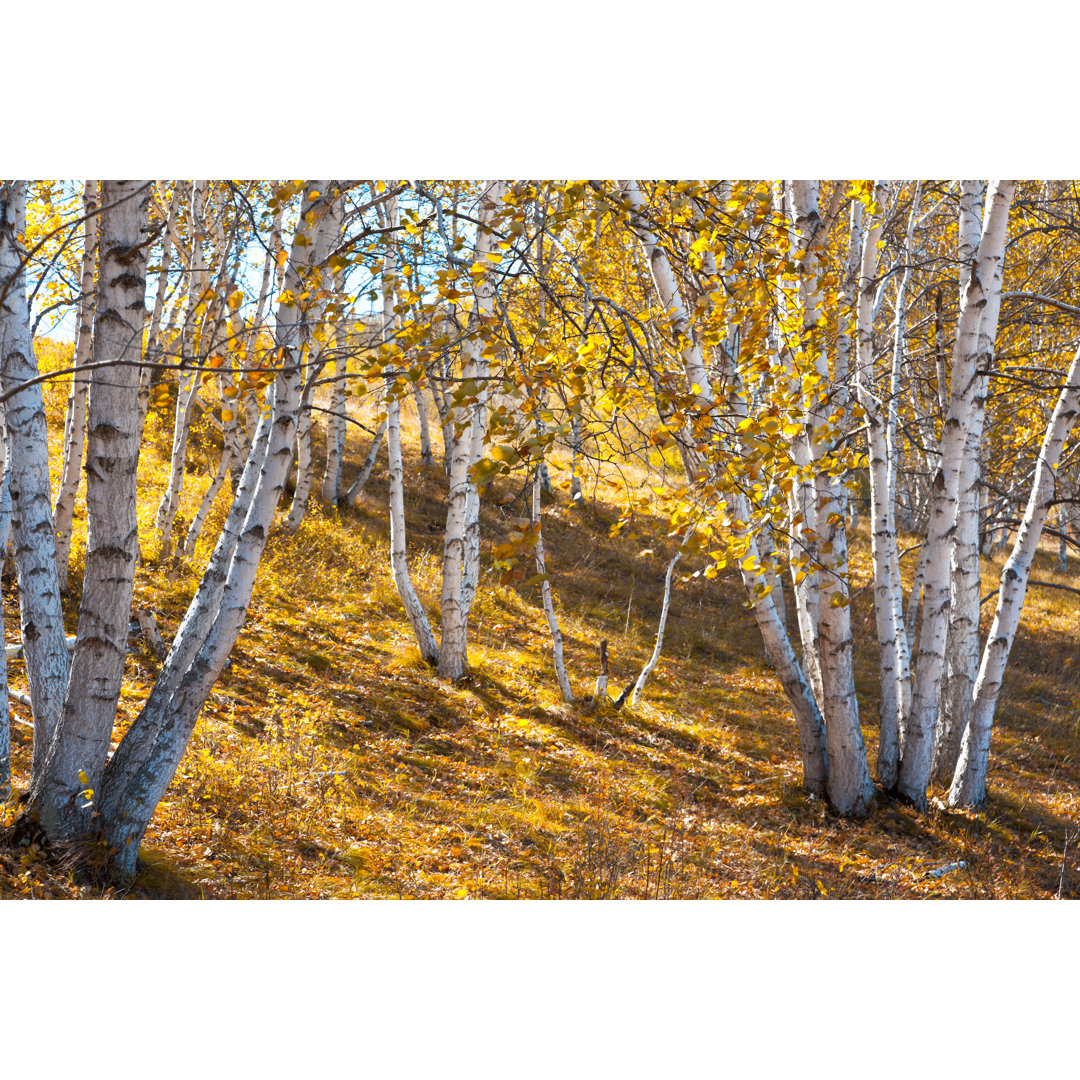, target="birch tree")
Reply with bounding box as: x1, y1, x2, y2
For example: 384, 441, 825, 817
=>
934, 181, 994, 784
2, 180, 344, 877
0, 412, 10, 801
787, 180, 873, 815
386, 364, 440, 665
0, 181, 72, 778
96, 180, 344, 874
630, 549, 680, 707
28, 181, 152, 837
52, 180, 98, 592
531, 468, 573, 704
950, 340, 1080, 806
615, 180, 830, 799
854, 183, 911, 790
320, 269, 349, 505
155, 180, 208, 556
897, 180, 1016, 807
437, 181, 507, 680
